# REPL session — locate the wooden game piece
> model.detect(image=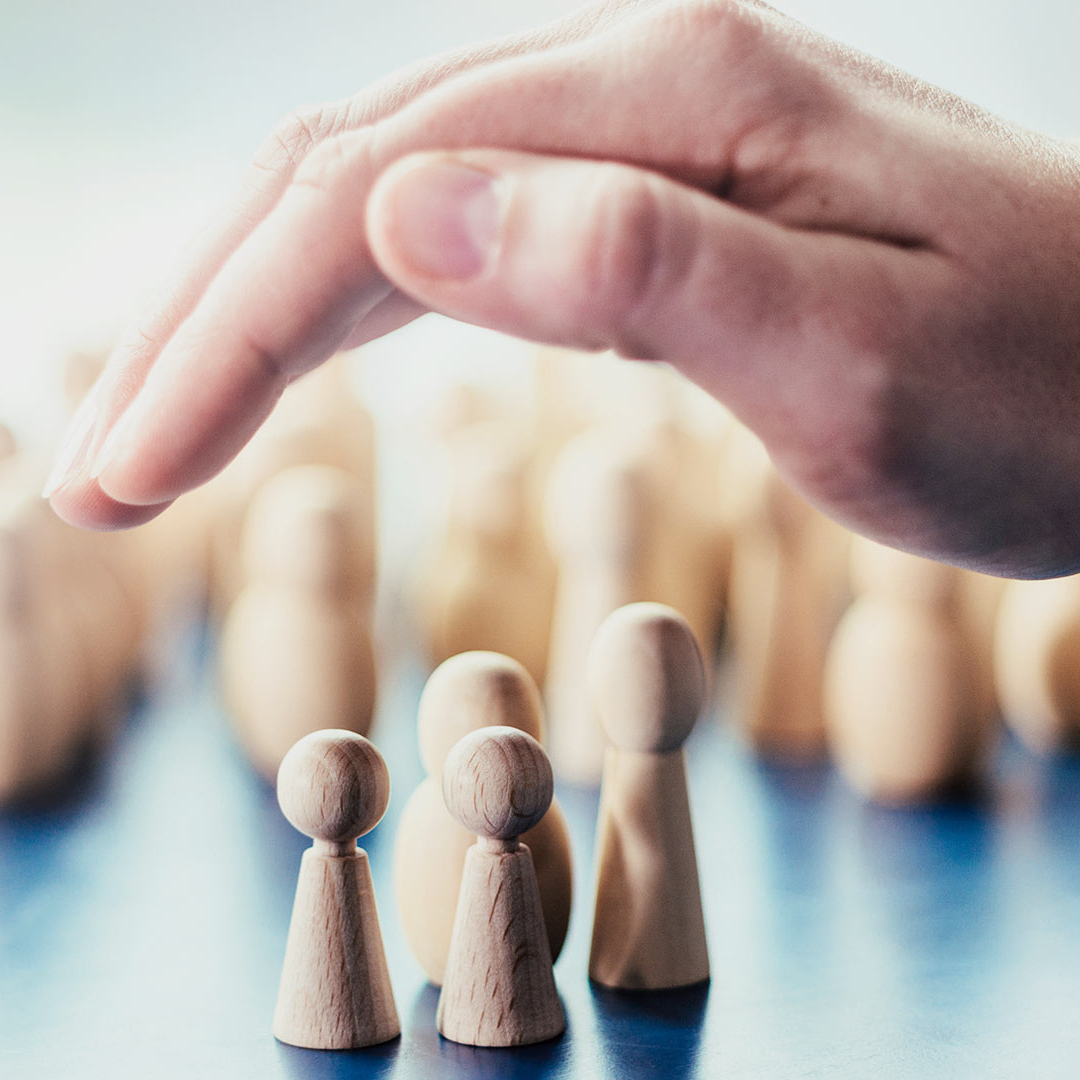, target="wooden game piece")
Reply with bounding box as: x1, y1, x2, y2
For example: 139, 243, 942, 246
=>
723, 430, 849, 760
393, 651, 573, 985
543, 428, 655, 786
587, 602, 710, 990
207, 356, 376, 615
601, 363, 733, 664
220, 465, 376, 781
274, 730, 399, 1049
437, 726, 565, 1047
993, 575, 1080, 752
824, 539, 996, 802
419, 421, 555, 687
0, 475, 92, 800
